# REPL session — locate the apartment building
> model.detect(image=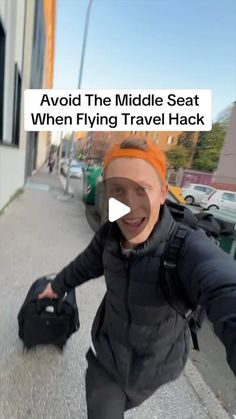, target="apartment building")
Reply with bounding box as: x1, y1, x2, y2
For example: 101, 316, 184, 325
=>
0, 0, 56, 210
